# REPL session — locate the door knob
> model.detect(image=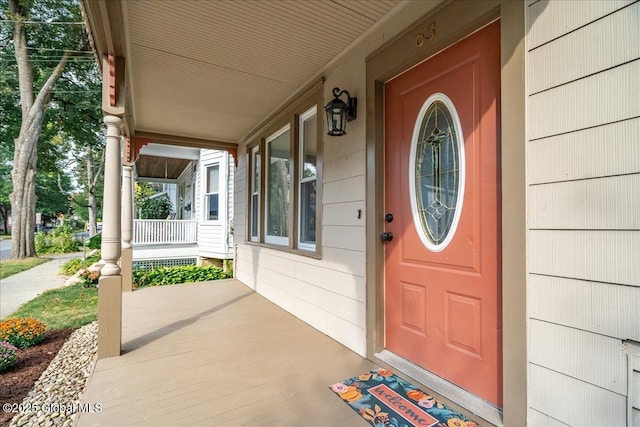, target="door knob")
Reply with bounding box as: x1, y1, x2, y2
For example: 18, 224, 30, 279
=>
385, 213, 394, 223
380, 232, 393, 242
